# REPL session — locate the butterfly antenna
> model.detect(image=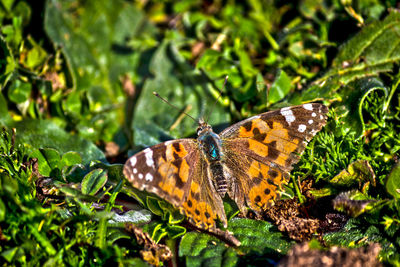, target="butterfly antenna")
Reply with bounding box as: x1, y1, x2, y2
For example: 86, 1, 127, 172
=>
205, 75, 229, 123
153, 92, 198, 123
